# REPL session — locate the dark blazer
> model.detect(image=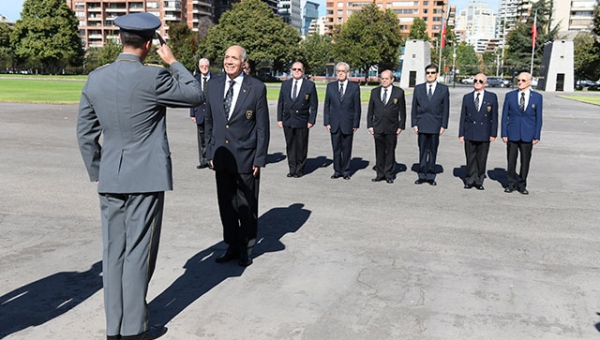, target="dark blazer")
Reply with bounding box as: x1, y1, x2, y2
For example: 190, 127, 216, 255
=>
411, 82, 450, 134
77, 53, 203, 193
458, 90, 498, 142
277, 78, 318, 128
501, 89, 543, 142
189, 73, 214, 125
205, 74, 270, 174
367, 85, 406, 134
323, 80, 361, 134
